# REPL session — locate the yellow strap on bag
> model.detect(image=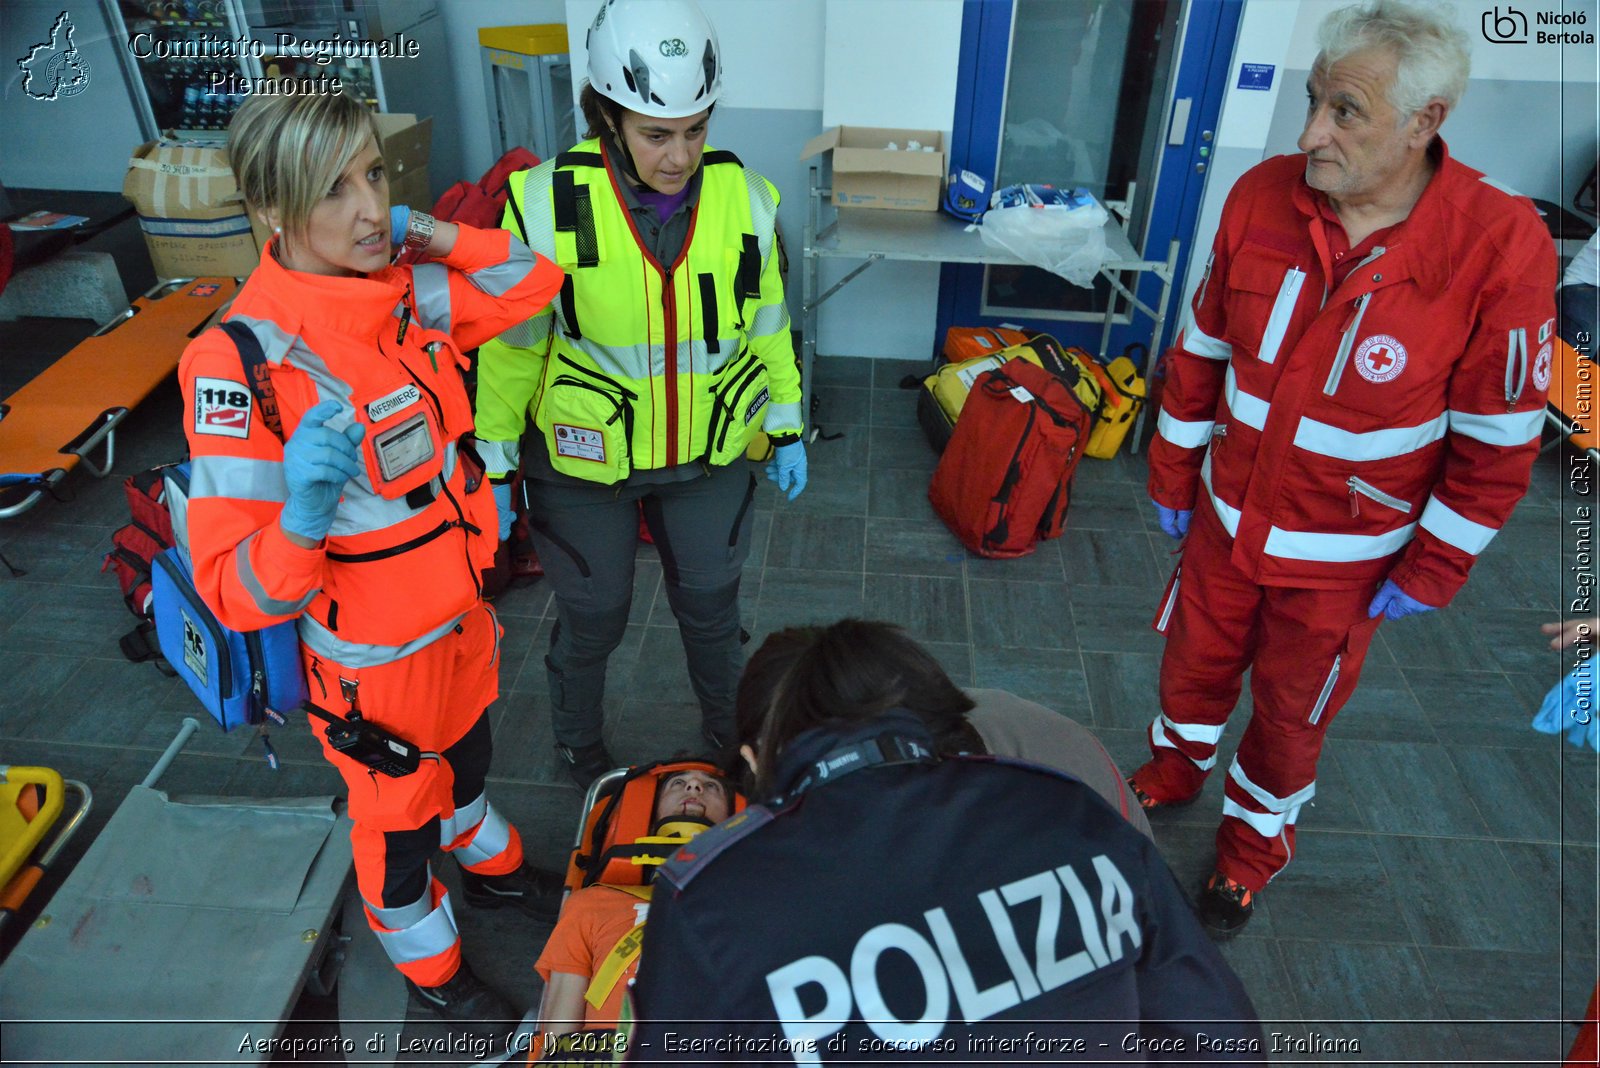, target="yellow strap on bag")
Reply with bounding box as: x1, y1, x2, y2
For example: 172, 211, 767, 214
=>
1084, 354, 1147, 458
584, 885, 653, 1010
